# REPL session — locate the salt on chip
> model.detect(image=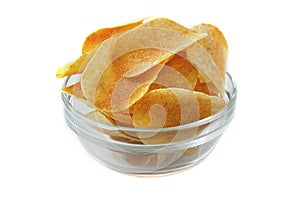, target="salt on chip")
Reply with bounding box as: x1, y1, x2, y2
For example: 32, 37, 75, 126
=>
132, 88, 226, 144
